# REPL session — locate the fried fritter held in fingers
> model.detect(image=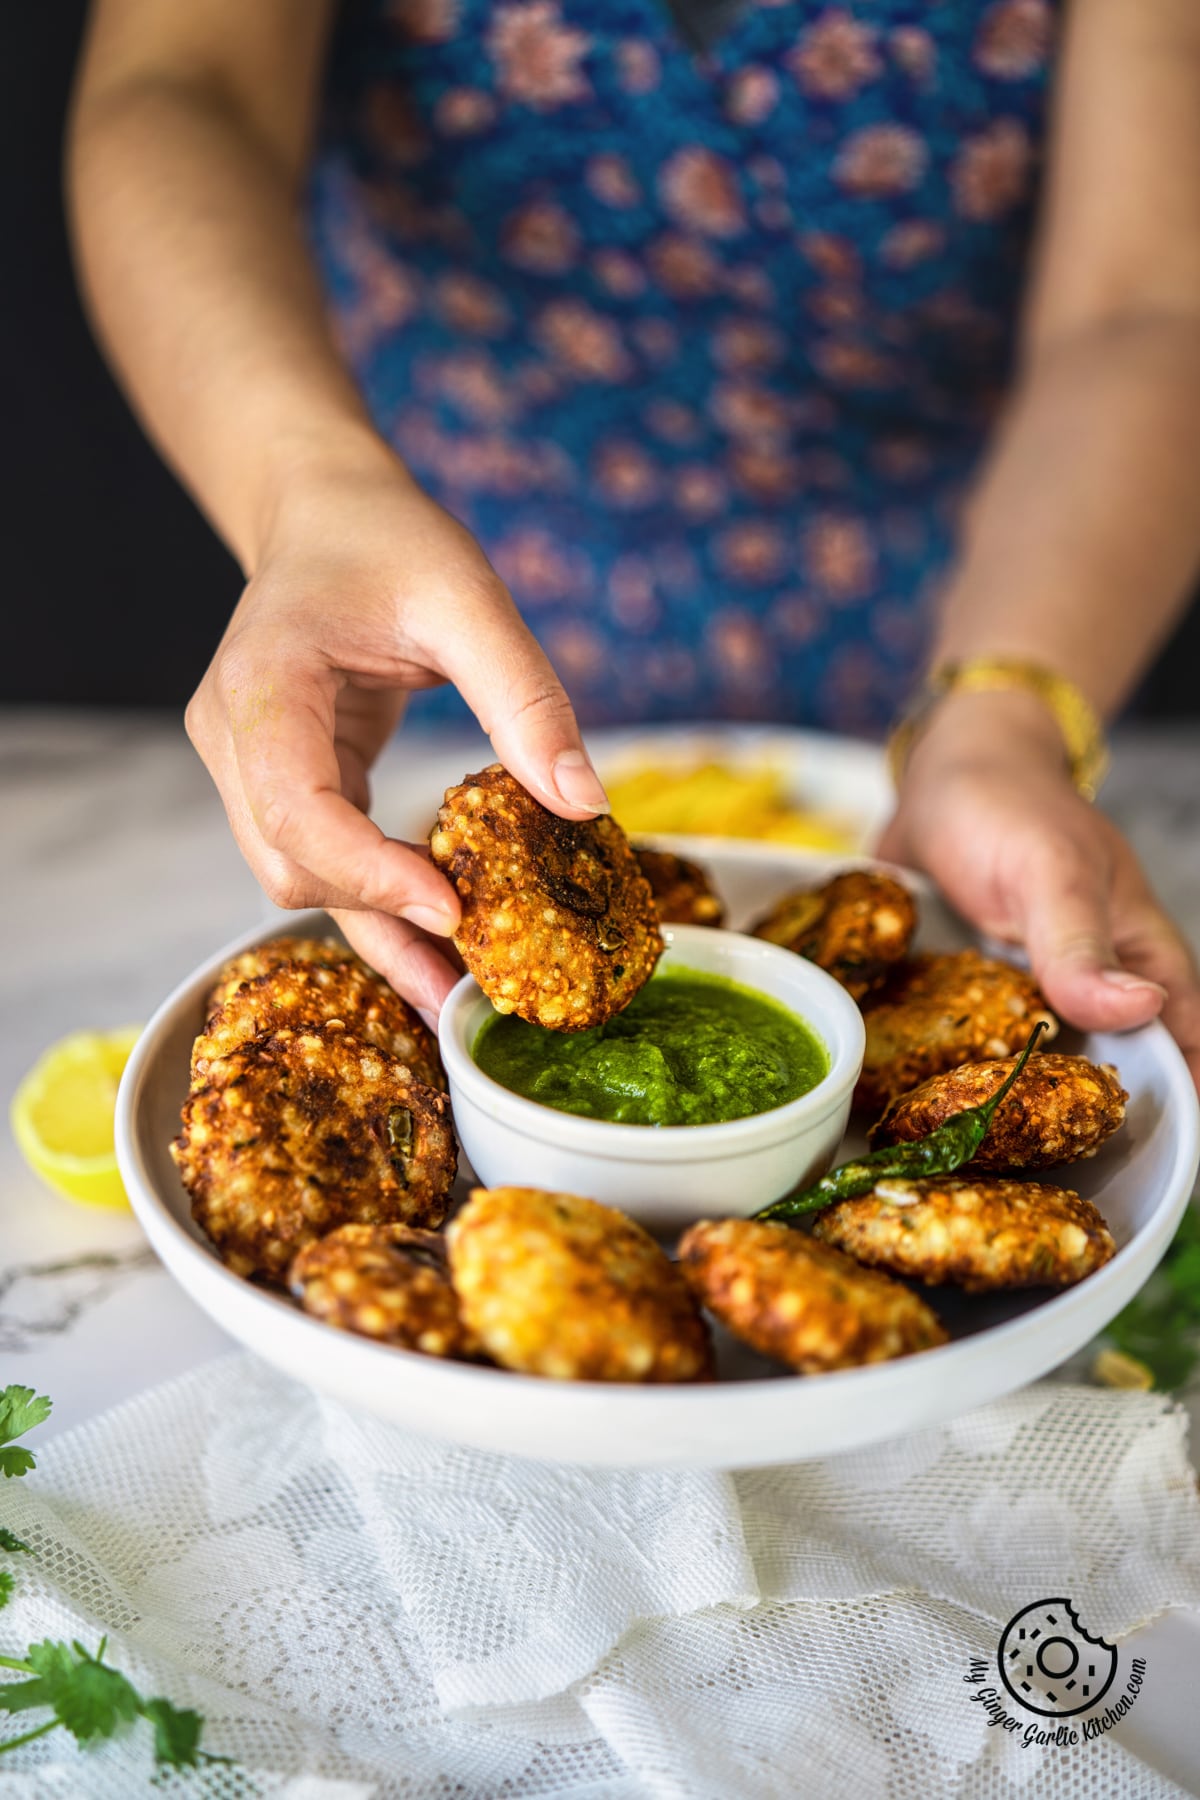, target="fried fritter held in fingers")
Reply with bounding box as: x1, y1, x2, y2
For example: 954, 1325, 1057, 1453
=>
290, 1223, 481, 1359
678, 1217, 946, 1372
431, 765, 663, 1031
192, 958, 444, 1091
751, 869, 916, 1001
869, 1054, 1127, 1171
812, 1177, 1115, 1292
174, 1027, 457, 1281
634, 847, 725, 927
446, 1187, 713, 1382
205, 934, 361, 1015
857, 951, 1058, 1114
